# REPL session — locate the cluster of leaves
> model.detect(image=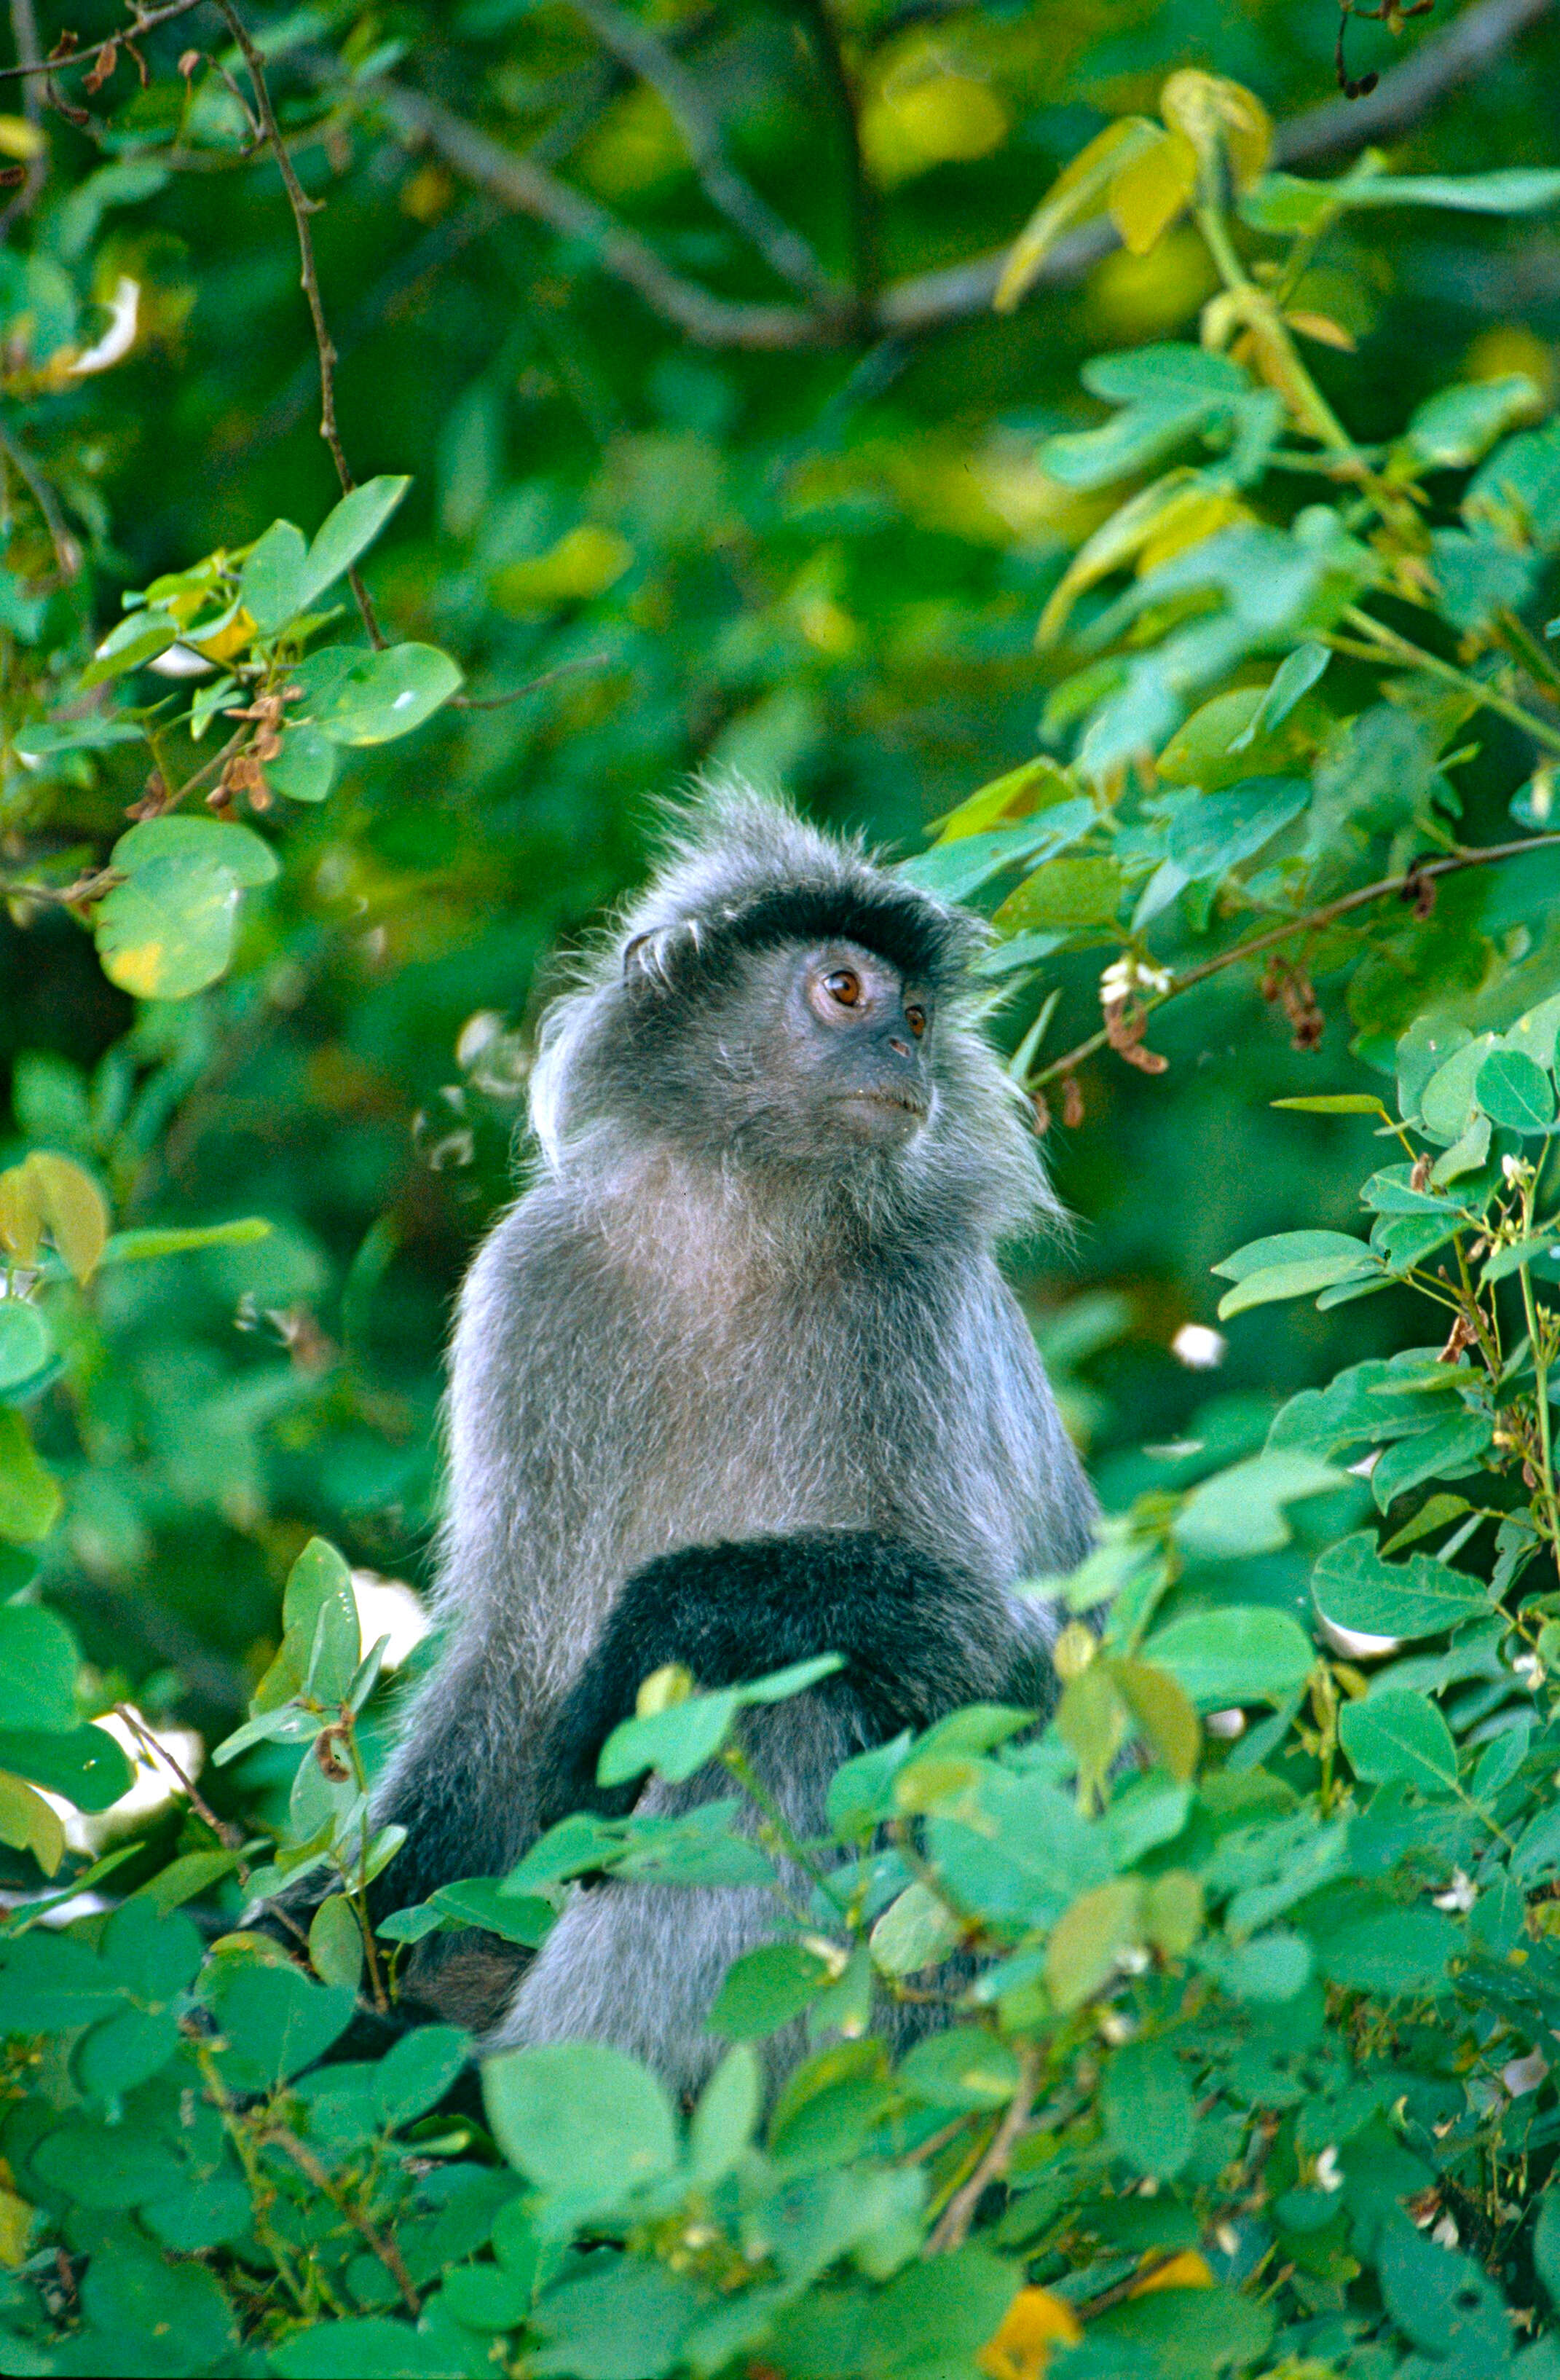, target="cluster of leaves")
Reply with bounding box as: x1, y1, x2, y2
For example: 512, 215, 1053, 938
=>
12, 982, 1560, 2376
7, 8, 1560, 2379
